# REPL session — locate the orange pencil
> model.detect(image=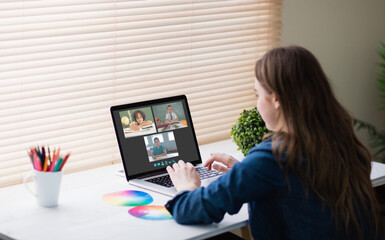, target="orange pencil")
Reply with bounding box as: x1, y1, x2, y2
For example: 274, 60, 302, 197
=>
43, 156, 48, 172
50, 149, 56, 172
52, 149, 60, 172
